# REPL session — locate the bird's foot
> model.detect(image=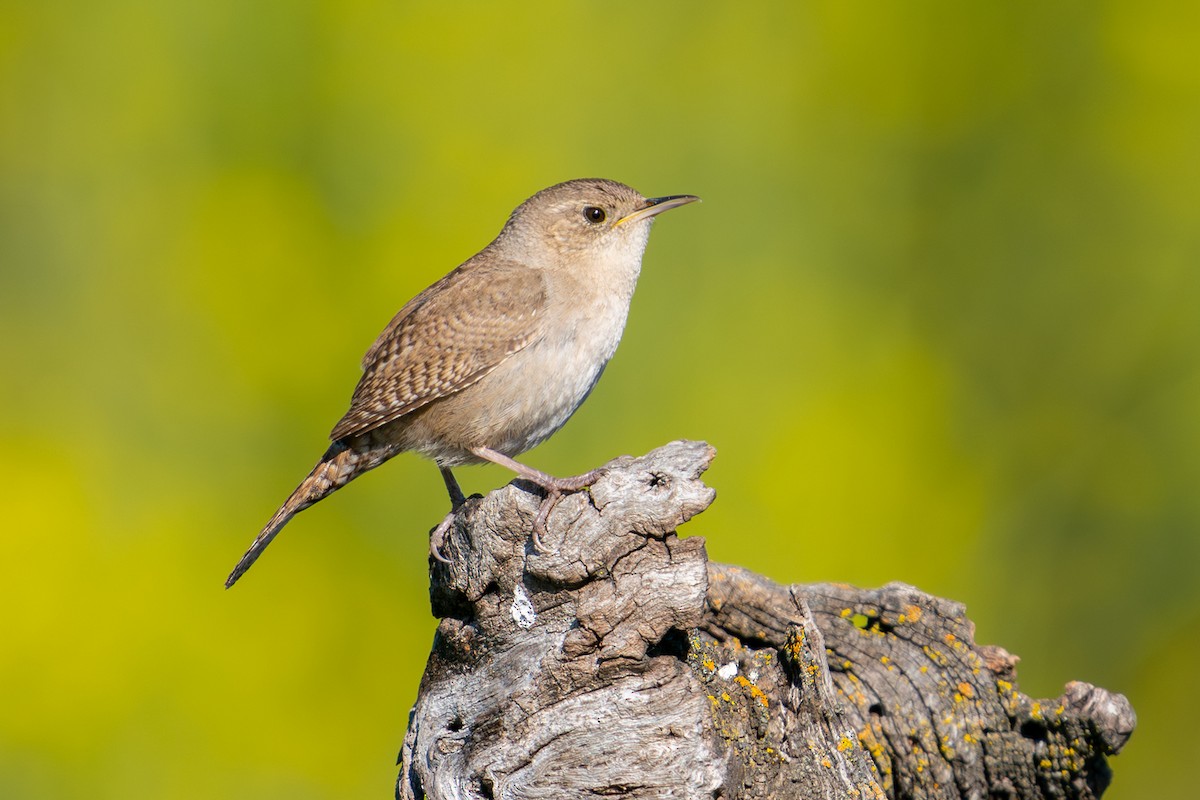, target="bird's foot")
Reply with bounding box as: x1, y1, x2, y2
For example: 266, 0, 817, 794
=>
530, 491, 559, 552
429, 510, 456, 564
468, 447, 608, 554
527, 467, 607, 553
428, 466, 468, 563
